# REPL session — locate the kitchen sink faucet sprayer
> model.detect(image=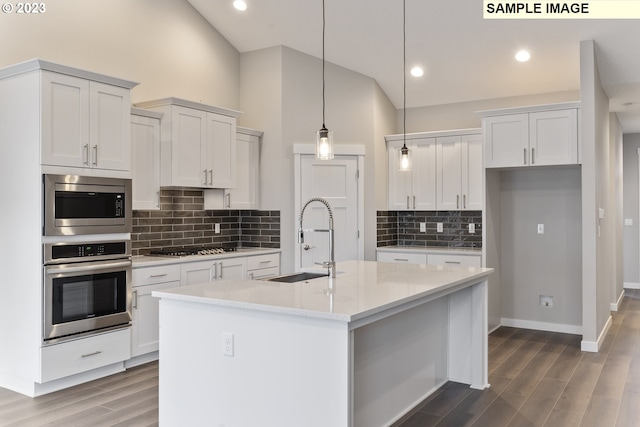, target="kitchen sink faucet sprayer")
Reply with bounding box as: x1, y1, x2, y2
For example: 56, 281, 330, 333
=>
298, 197, 336, 278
